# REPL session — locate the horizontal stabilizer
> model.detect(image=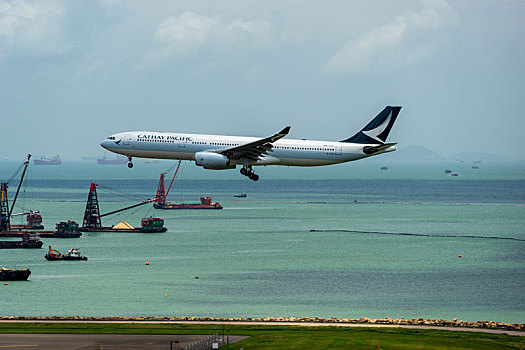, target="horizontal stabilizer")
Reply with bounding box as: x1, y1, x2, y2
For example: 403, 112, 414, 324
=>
363, 143, 397, 155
